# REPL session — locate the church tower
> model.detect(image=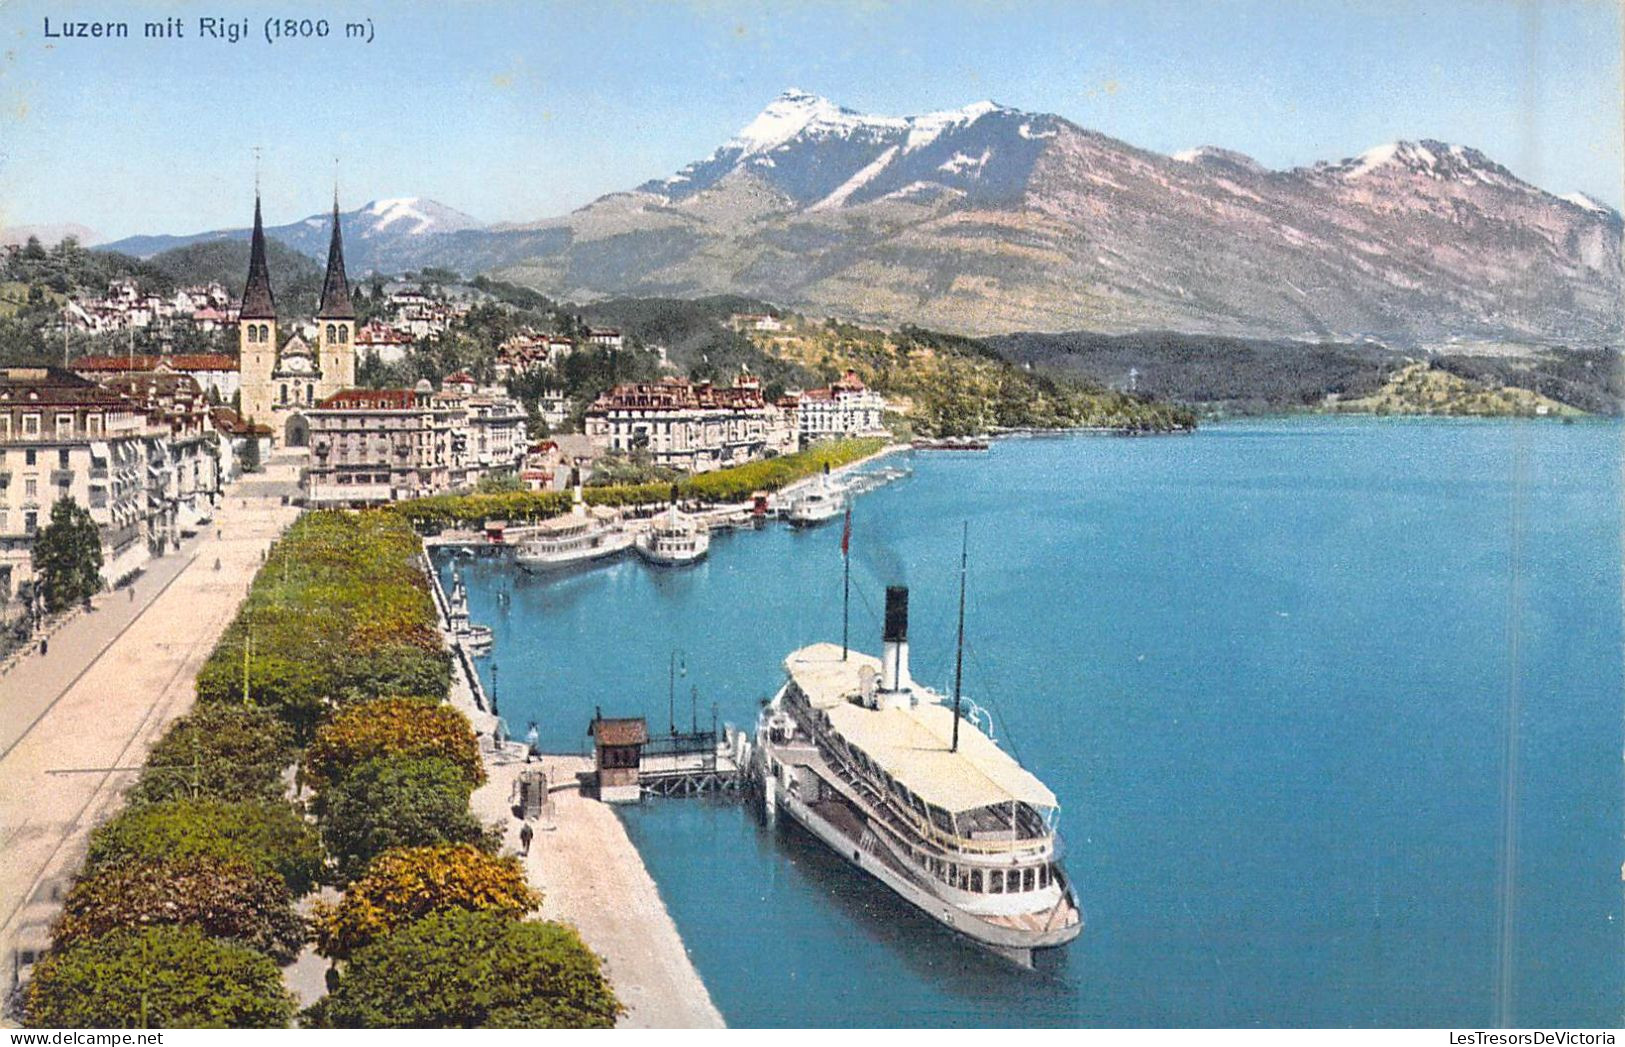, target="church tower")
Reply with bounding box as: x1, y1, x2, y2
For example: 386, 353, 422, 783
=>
237, 195, 278, 431
315, 198, 356, 398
